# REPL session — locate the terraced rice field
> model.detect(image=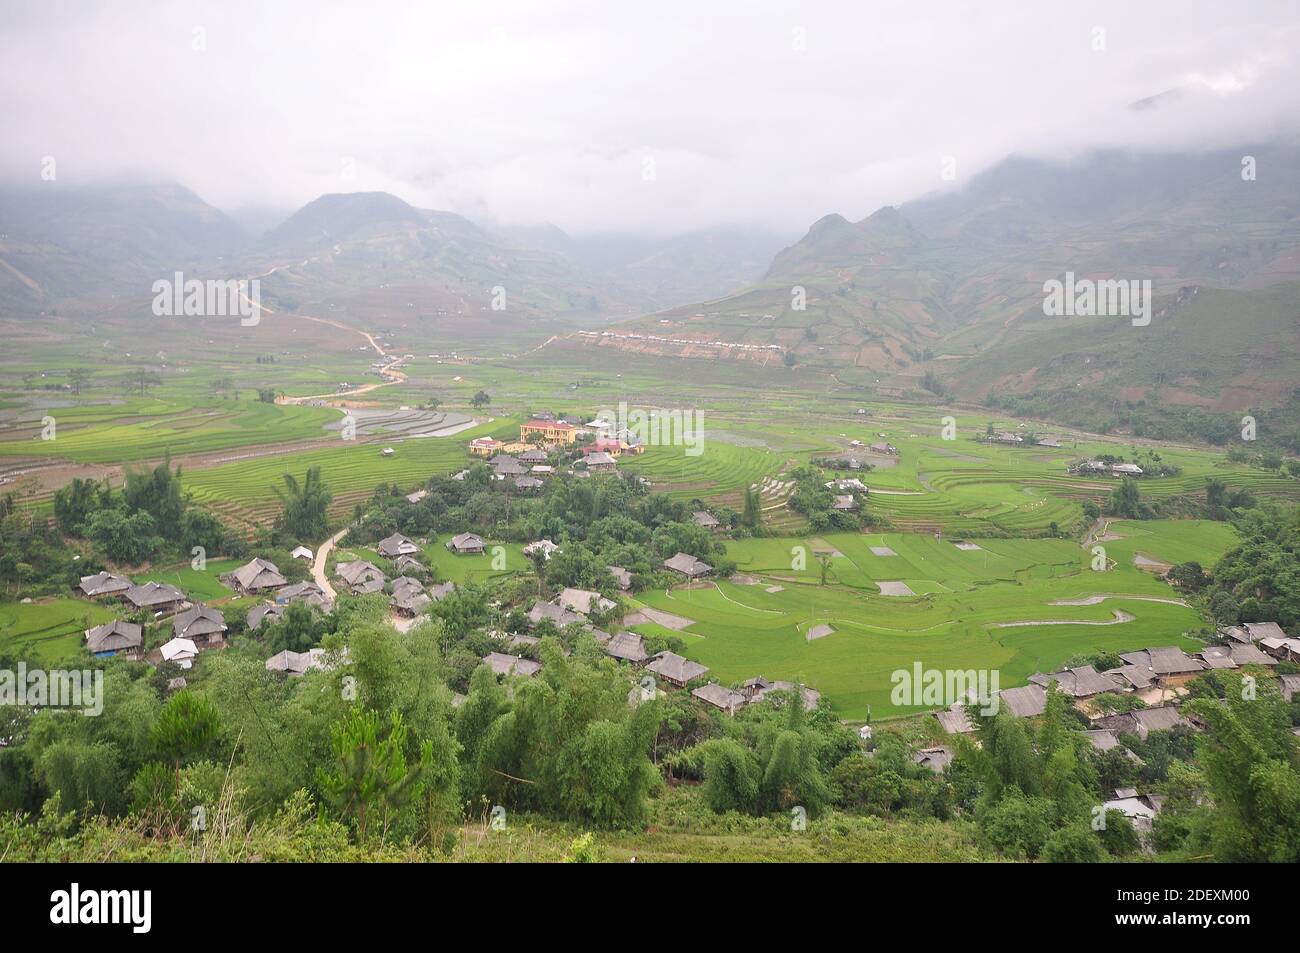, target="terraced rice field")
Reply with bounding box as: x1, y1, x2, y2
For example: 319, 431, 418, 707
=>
625, 522, 1237, 720
184, 419, 511, 532
618, 440, 787, 507
0, 598, 119, 663
0, 397, 339, 464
